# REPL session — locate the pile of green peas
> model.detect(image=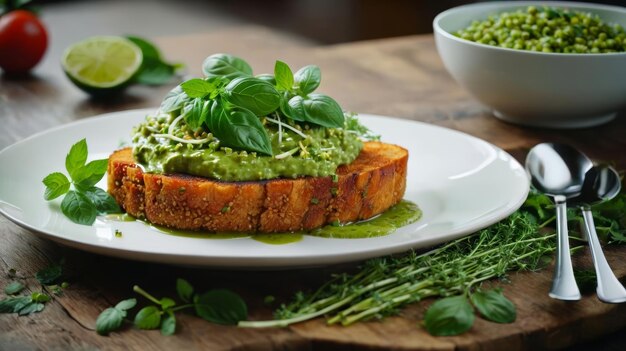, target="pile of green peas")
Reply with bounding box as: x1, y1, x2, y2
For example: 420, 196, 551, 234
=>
454, 6, 626, 53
